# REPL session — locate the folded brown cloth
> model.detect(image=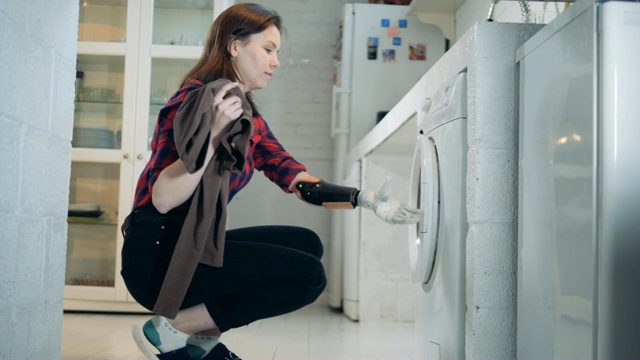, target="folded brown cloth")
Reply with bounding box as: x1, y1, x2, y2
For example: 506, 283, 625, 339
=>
153, 78, 253, 318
